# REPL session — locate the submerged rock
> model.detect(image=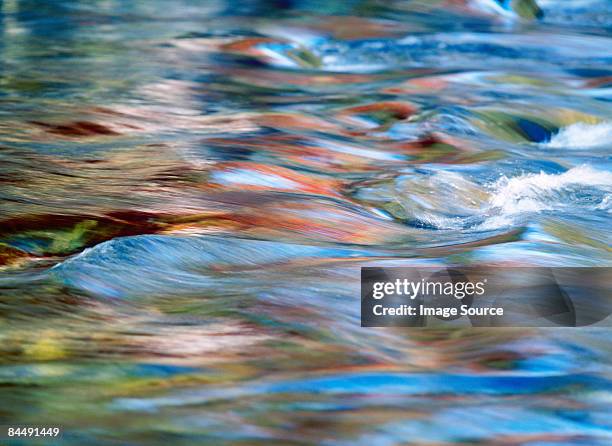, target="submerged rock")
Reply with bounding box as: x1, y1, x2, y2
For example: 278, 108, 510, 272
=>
477, 0, 543, 20
505, 0, 543, 20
